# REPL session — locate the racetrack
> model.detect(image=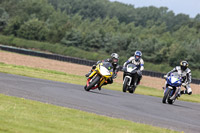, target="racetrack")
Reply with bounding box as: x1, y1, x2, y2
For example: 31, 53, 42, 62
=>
0, 73, 200, 133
